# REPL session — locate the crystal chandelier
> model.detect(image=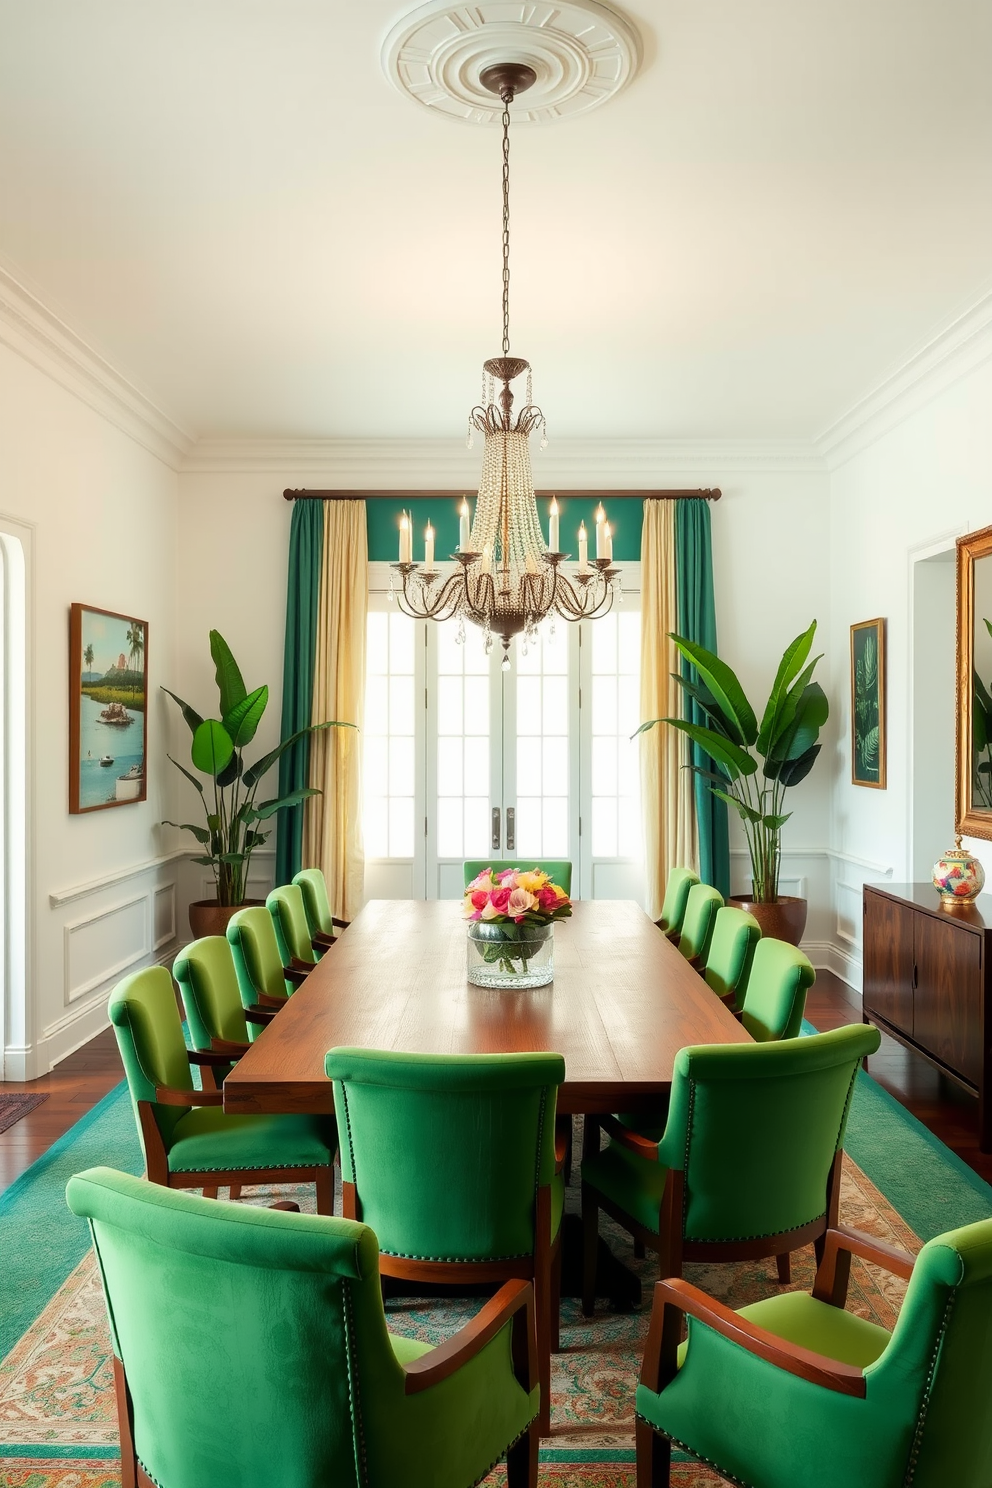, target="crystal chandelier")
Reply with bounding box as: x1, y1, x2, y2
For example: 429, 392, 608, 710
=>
390, 62, 620, 670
